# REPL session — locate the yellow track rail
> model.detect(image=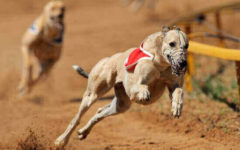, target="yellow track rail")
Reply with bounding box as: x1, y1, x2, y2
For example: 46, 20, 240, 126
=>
189, 41, 240, 61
